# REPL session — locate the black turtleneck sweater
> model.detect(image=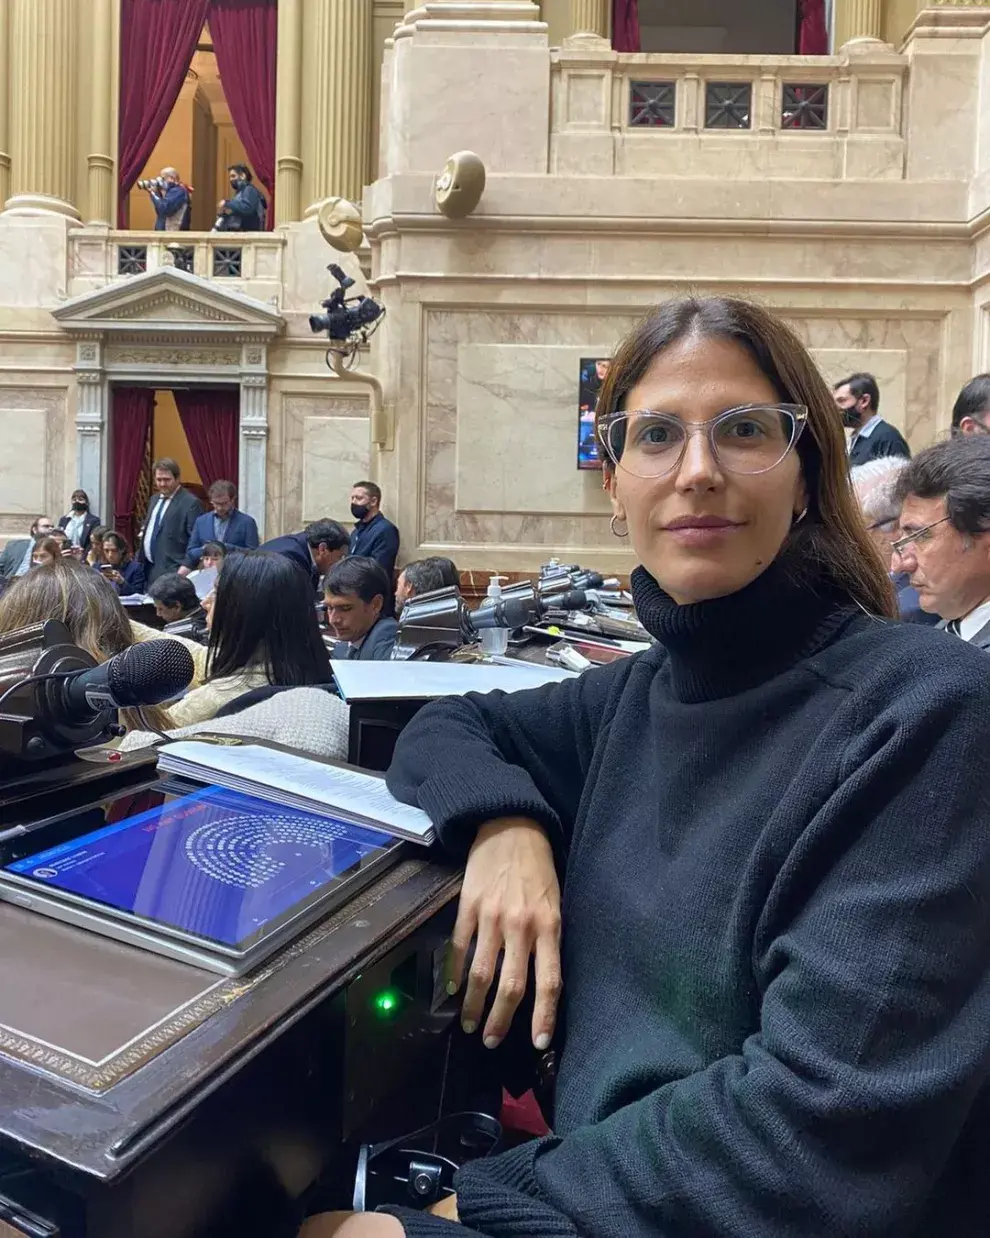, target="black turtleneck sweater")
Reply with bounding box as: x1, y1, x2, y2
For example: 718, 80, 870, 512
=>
383, 562, 990, 1238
